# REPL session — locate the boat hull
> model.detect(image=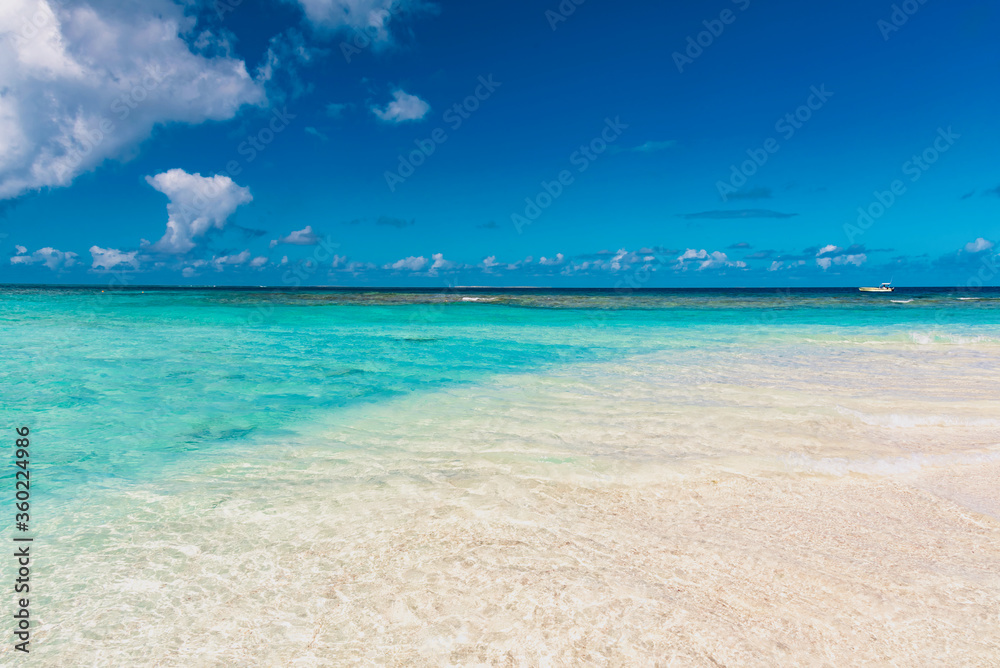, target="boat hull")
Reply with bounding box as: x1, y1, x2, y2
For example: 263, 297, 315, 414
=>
859, 287, 894, 292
